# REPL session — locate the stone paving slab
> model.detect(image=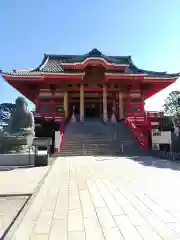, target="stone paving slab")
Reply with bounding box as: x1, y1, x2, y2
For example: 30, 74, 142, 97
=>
0, 166, 49, 195
7, 155, 180, 240
0, 166, 49, 239
0, 195, 29, 239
